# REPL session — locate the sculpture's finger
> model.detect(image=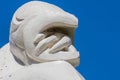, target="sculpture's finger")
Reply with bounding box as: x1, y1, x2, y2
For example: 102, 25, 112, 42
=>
35, 35, 58, 56
33, 34, 46, 44
43, 31, 54, 37
49, 36, 72, 54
